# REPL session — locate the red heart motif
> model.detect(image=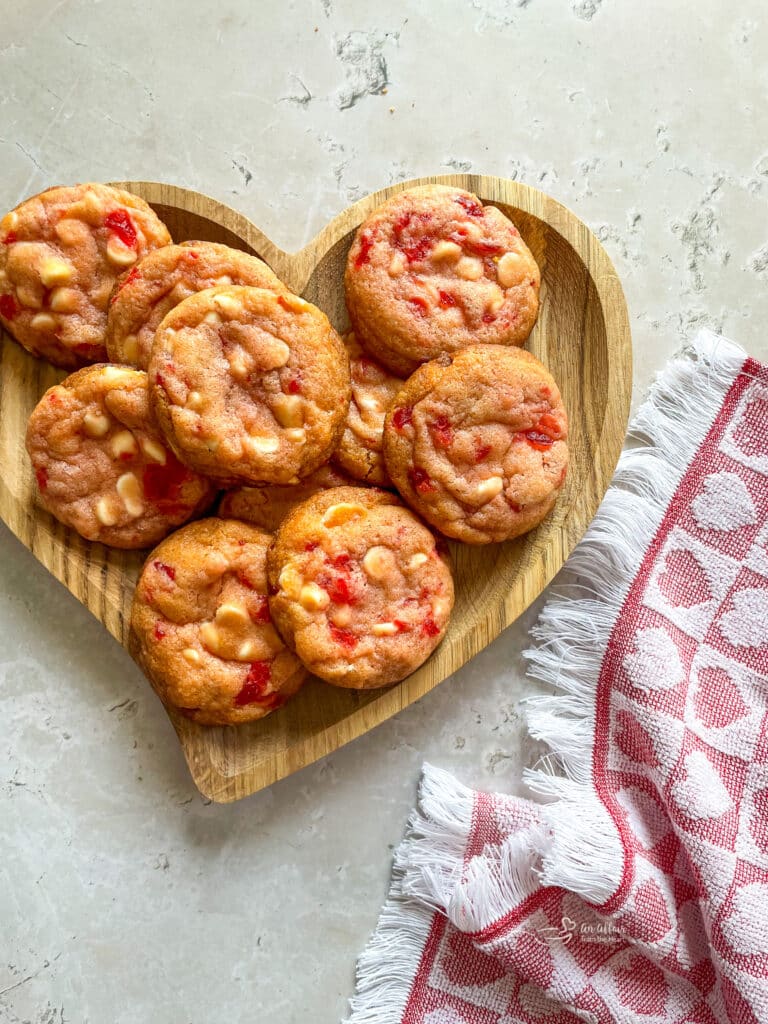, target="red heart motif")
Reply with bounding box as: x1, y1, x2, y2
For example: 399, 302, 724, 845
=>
694, 666, 748, 729
720, 976, 763, 1024
679, 1002, 721, 1023
749, 789, 768, 857
616, 959, 669, 1015
657, 548, 712, 608
619, 879, 672, 943
615, 710, 660, 768
441, 928, 507, 987
732, 397, 768, 459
